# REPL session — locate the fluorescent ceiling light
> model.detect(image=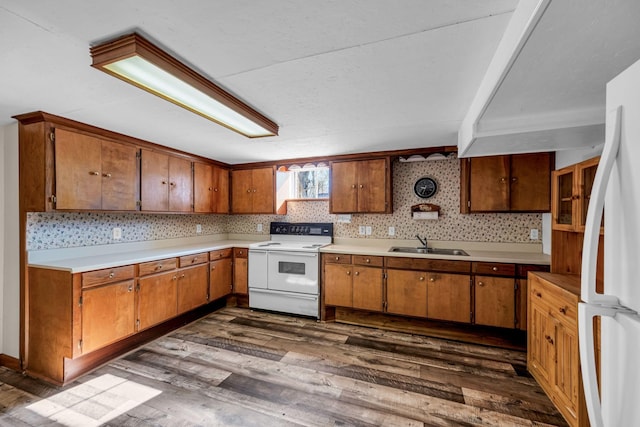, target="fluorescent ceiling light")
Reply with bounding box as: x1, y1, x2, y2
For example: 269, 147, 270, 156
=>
90, 33, 278, 138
